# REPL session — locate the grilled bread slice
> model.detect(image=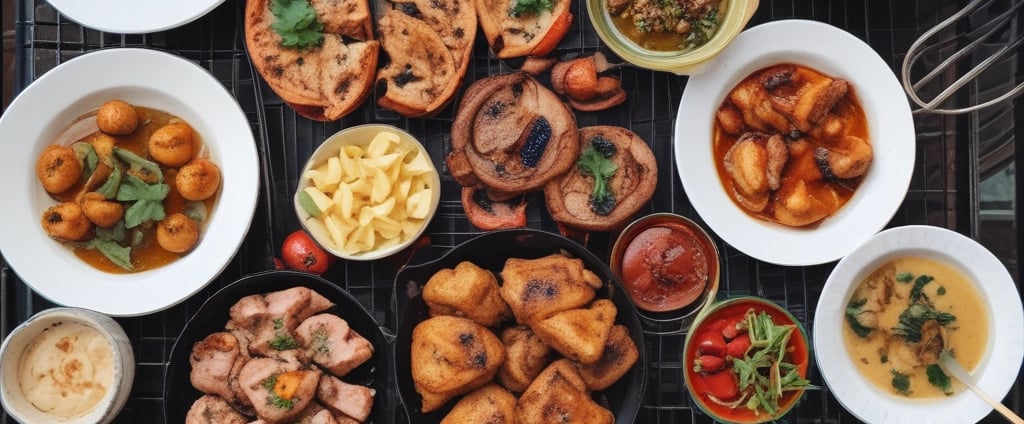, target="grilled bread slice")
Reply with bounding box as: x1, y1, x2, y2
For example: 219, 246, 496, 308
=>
476, 0, 573, 58
376, 0, 477, 117
245, 0, 379, 121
